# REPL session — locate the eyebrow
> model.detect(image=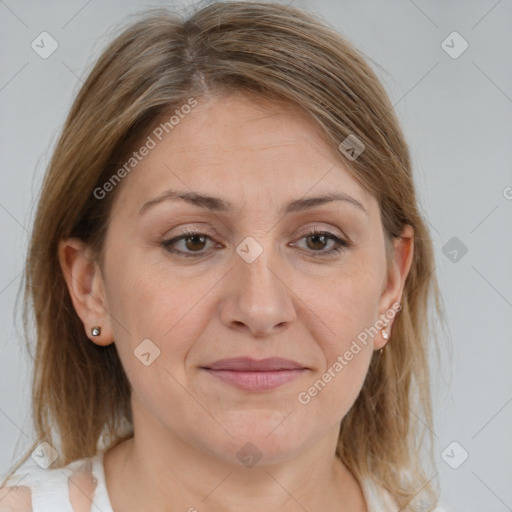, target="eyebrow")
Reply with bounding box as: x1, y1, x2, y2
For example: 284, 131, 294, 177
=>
139, 189, 368, 216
